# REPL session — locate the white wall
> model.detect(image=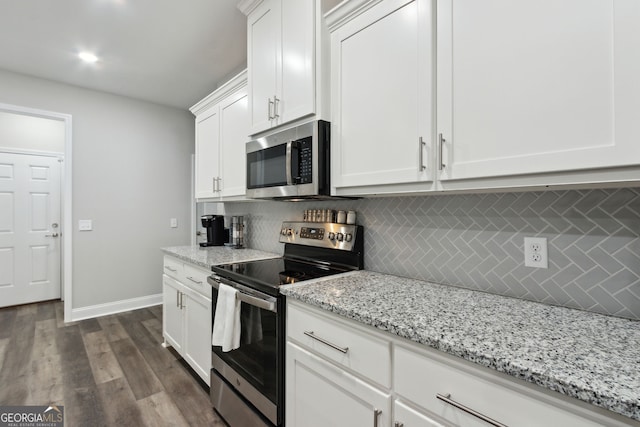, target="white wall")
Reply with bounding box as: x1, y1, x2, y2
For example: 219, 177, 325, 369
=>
0, 68, 194, 311
0, 111, 65, 152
